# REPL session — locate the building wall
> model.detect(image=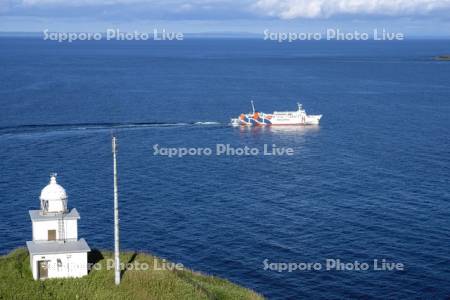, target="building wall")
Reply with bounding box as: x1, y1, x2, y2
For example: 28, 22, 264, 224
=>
32, 219, 78, 241
31, 252, 88, 280
65, 220, 78, 240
